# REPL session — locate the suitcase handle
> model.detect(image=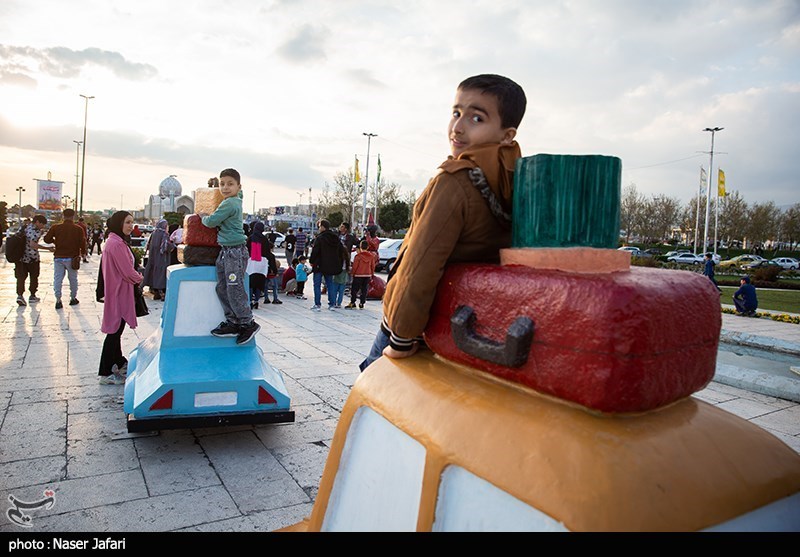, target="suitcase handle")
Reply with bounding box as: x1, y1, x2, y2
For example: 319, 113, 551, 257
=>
450, 305, 534, 368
